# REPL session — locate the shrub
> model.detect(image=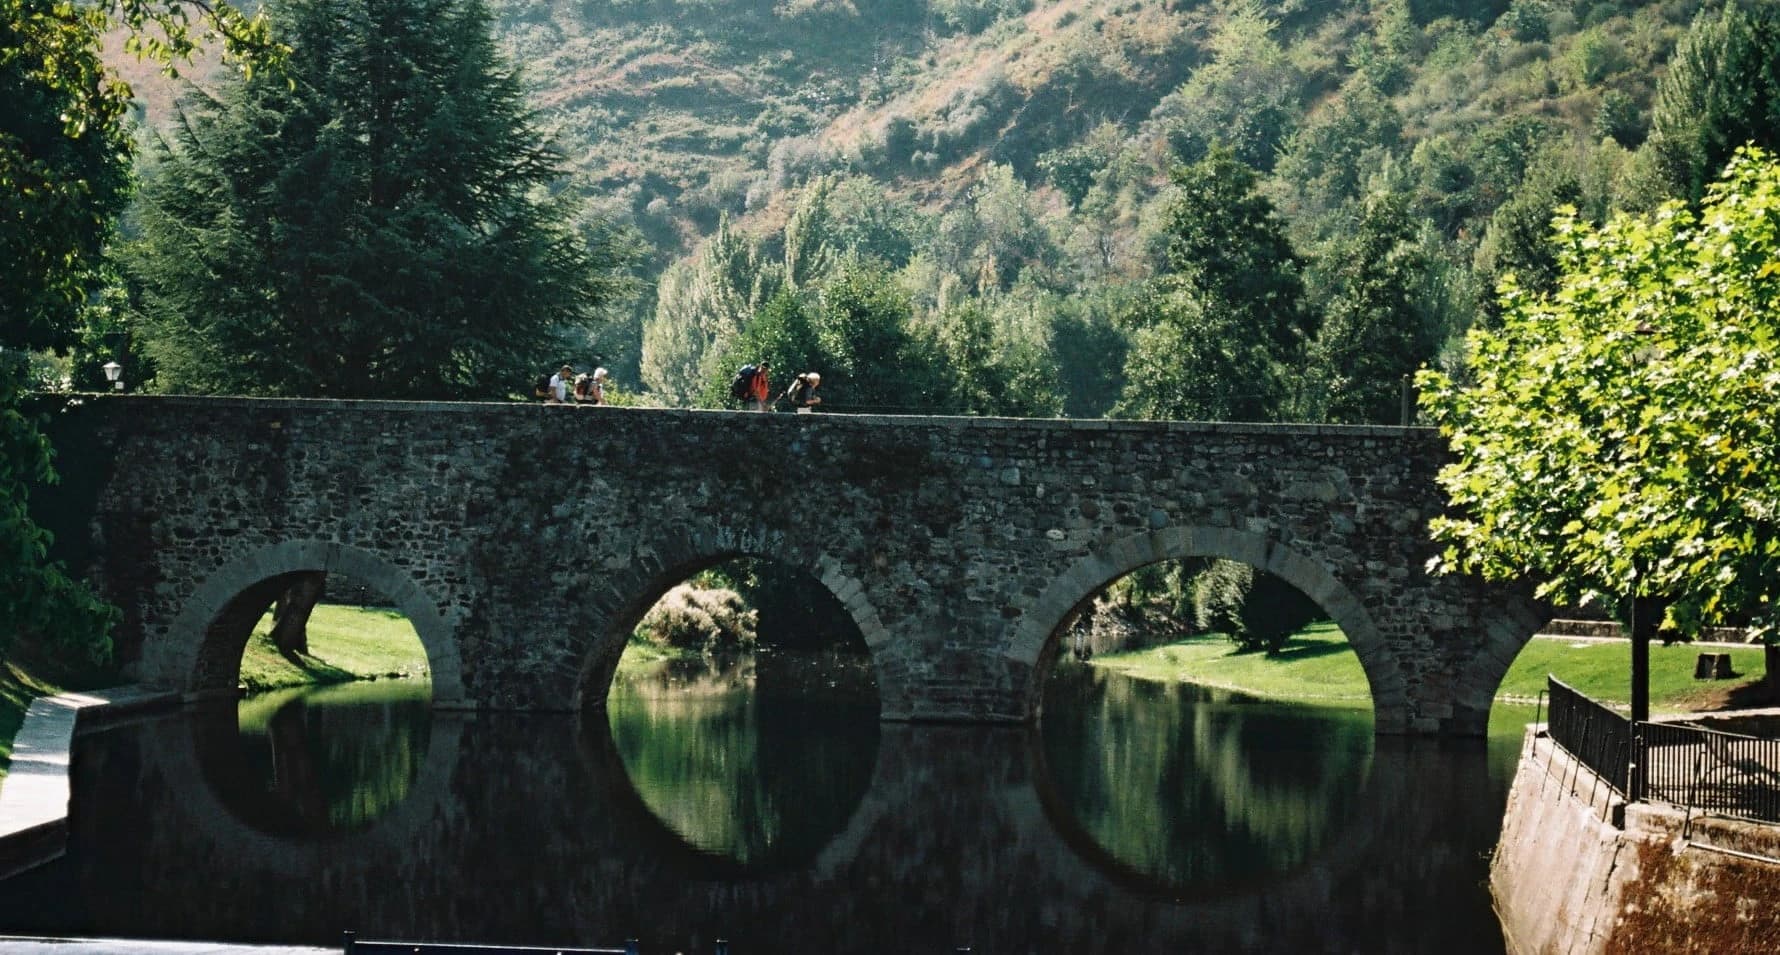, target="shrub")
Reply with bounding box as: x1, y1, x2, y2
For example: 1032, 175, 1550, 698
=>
1192, 561, 1322, 654
636, 583, 759, 654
